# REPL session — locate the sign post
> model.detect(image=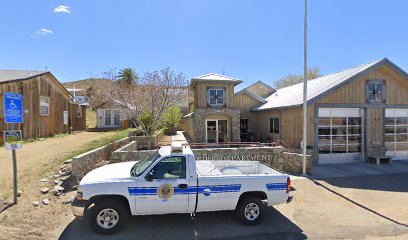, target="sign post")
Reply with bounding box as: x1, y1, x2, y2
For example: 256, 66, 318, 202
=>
3, 92, 24, 204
